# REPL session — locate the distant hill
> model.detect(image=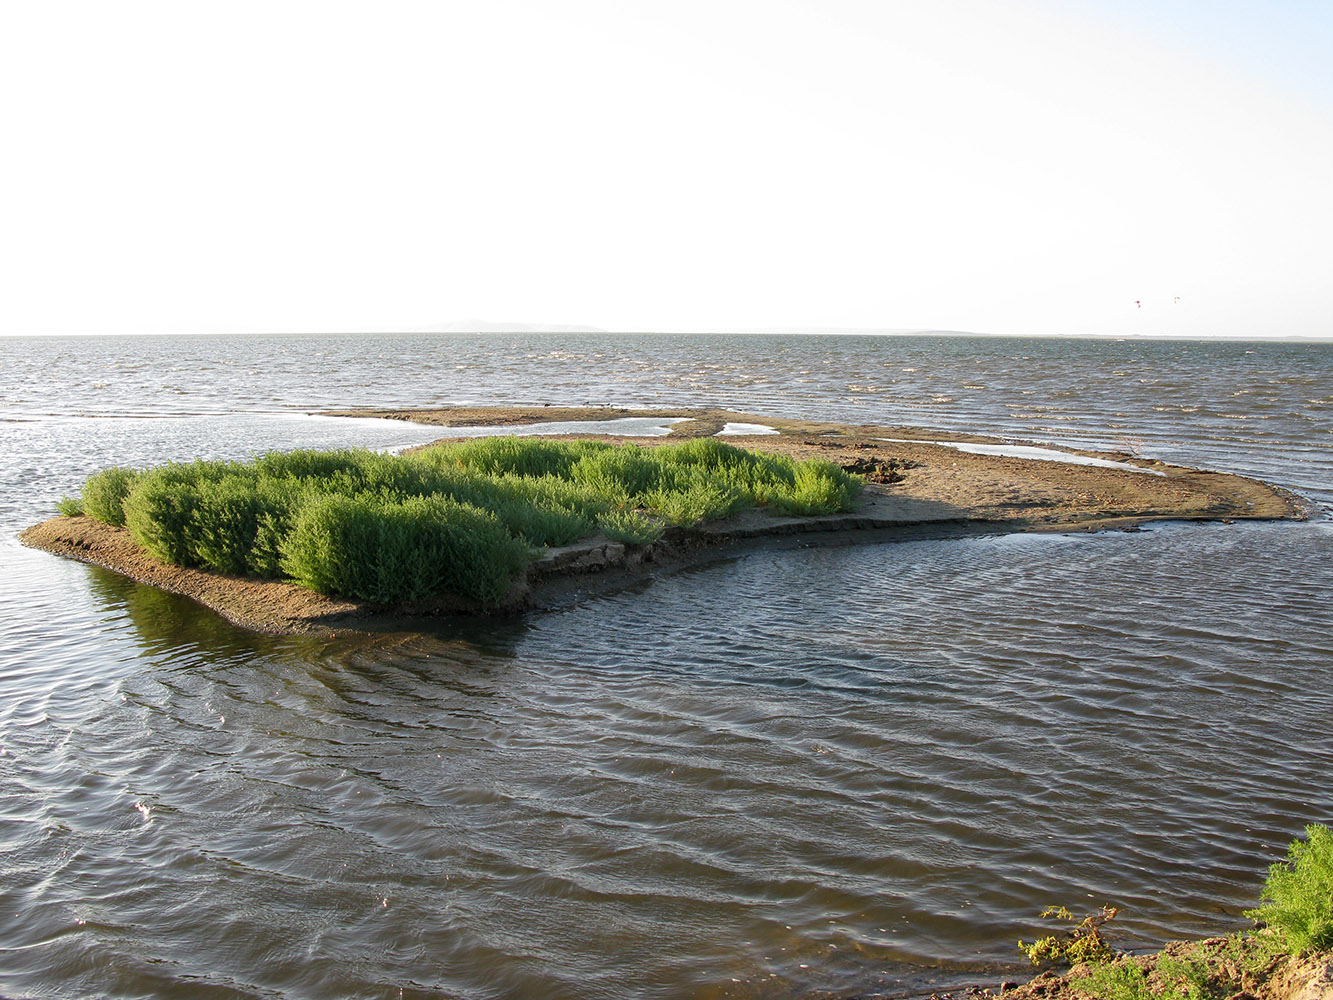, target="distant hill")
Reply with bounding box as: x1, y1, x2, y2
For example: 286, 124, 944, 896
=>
415, 319, 607, 334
